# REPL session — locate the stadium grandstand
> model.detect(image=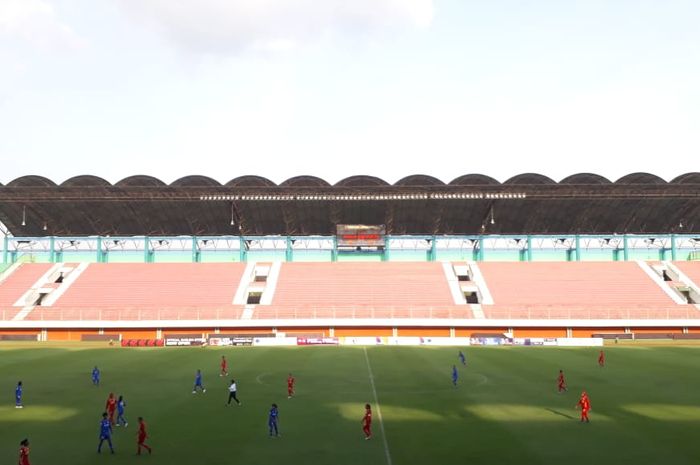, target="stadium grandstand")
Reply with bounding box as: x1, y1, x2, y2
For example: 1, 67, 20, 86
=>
1, 171, 699, 342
